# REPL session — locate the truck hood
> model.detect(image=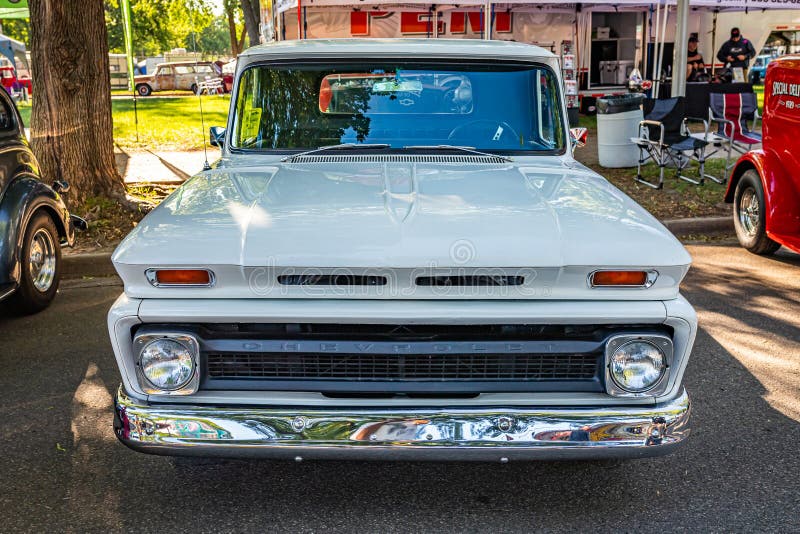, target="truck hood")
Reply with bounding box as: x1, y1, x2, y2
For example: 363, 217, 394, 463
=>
113, 156, 691, 300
